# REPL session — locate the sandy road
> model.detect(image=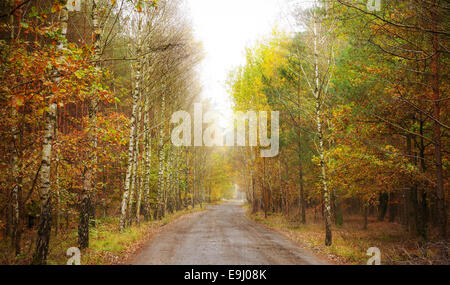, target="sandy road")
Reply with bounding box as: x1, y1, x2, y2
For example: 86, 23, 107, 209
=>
132, 202, 327, 265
